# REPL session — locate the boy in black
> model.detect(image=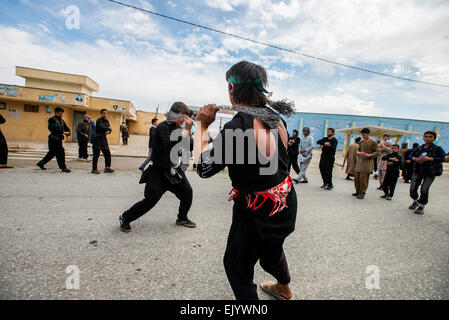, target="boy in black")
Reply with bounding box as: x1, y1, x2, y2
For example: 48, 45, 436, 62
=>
380, 144, 402, 200
317, 128, 338, 190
